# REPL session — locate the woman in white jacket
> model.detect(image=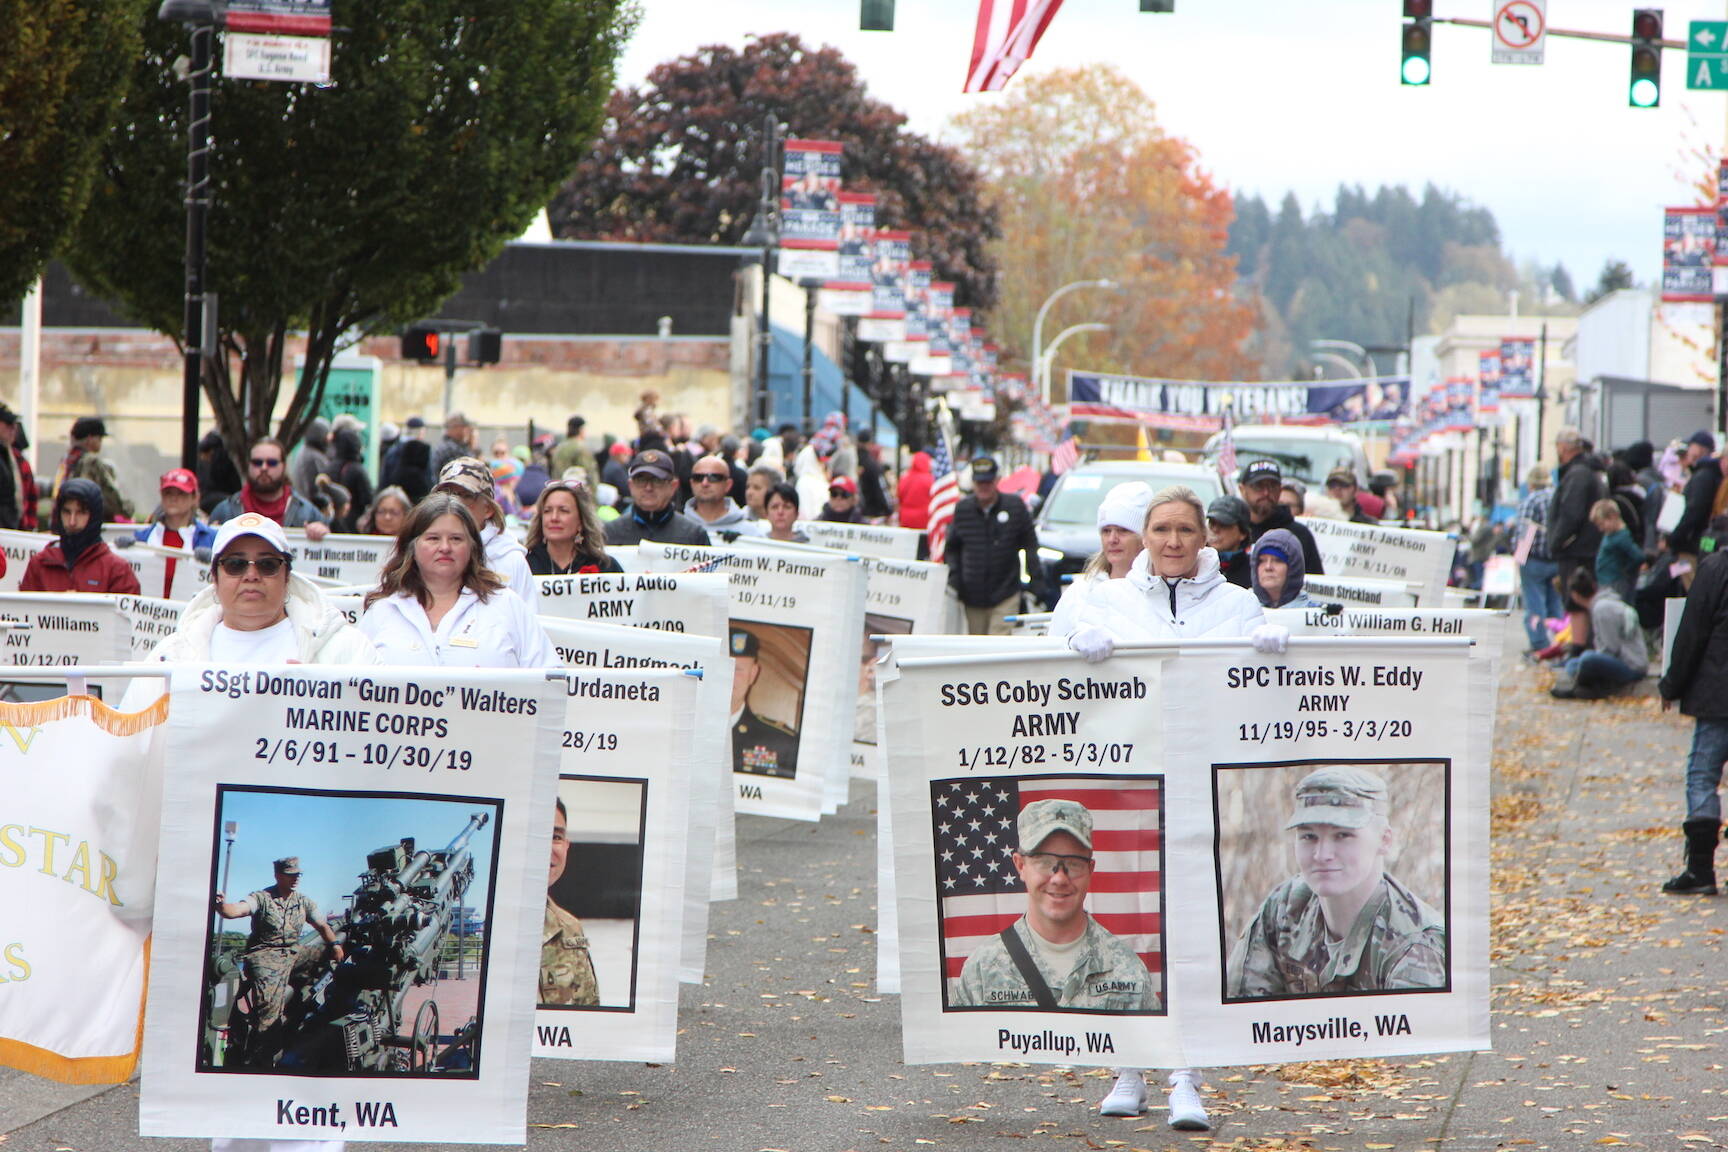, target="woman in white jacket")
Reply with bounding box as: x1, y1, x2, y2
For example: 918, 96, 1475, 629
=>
432, 456, 537, 604
1067, 486, 1284, 1132
360, 494, 555, 669
1046, 481, 1153, 641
